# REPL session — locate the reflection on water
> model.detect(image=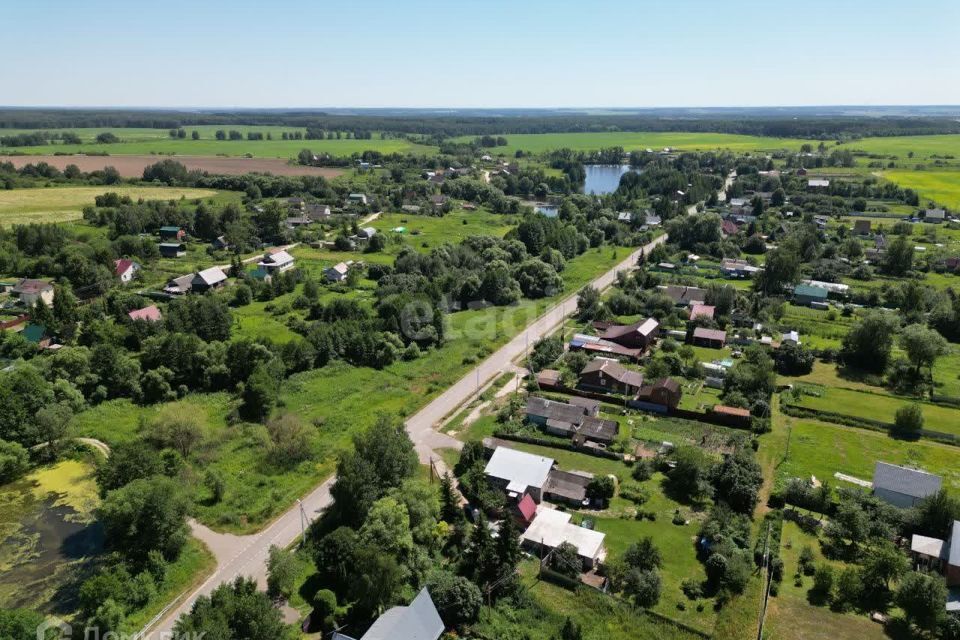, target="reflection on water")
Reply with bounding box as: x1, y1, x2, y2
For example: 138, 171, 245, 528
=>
584, 164, 634, 195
